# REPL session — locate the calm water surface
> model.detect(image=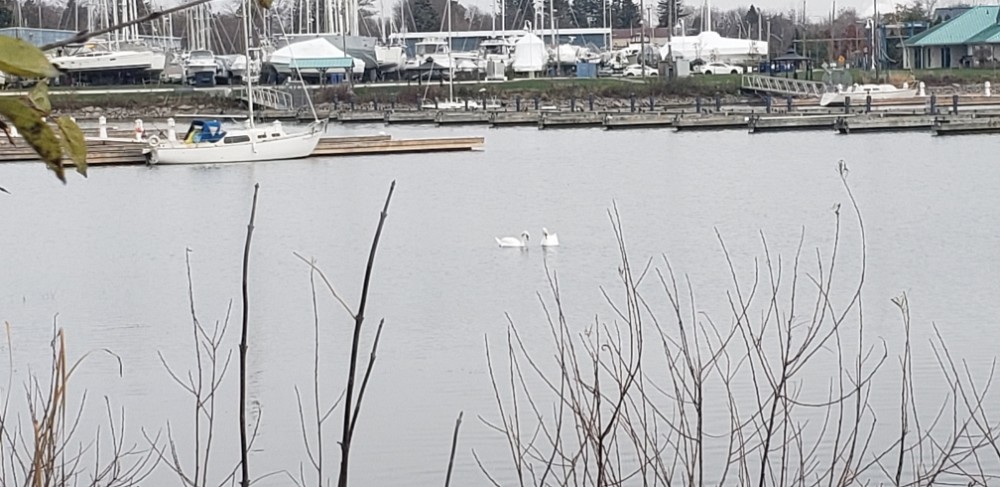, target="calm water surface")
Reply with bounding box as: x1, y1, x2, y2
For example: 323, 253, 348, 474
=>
1, 124, 998, 484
